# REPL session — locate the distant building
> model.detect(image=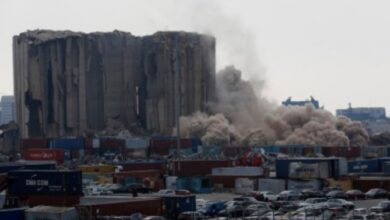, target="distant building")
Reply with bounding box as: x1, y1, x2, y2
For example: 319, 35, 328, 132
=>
282, 96, 320, 109
336, 104, 390, 134
0, 96, 16, 125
